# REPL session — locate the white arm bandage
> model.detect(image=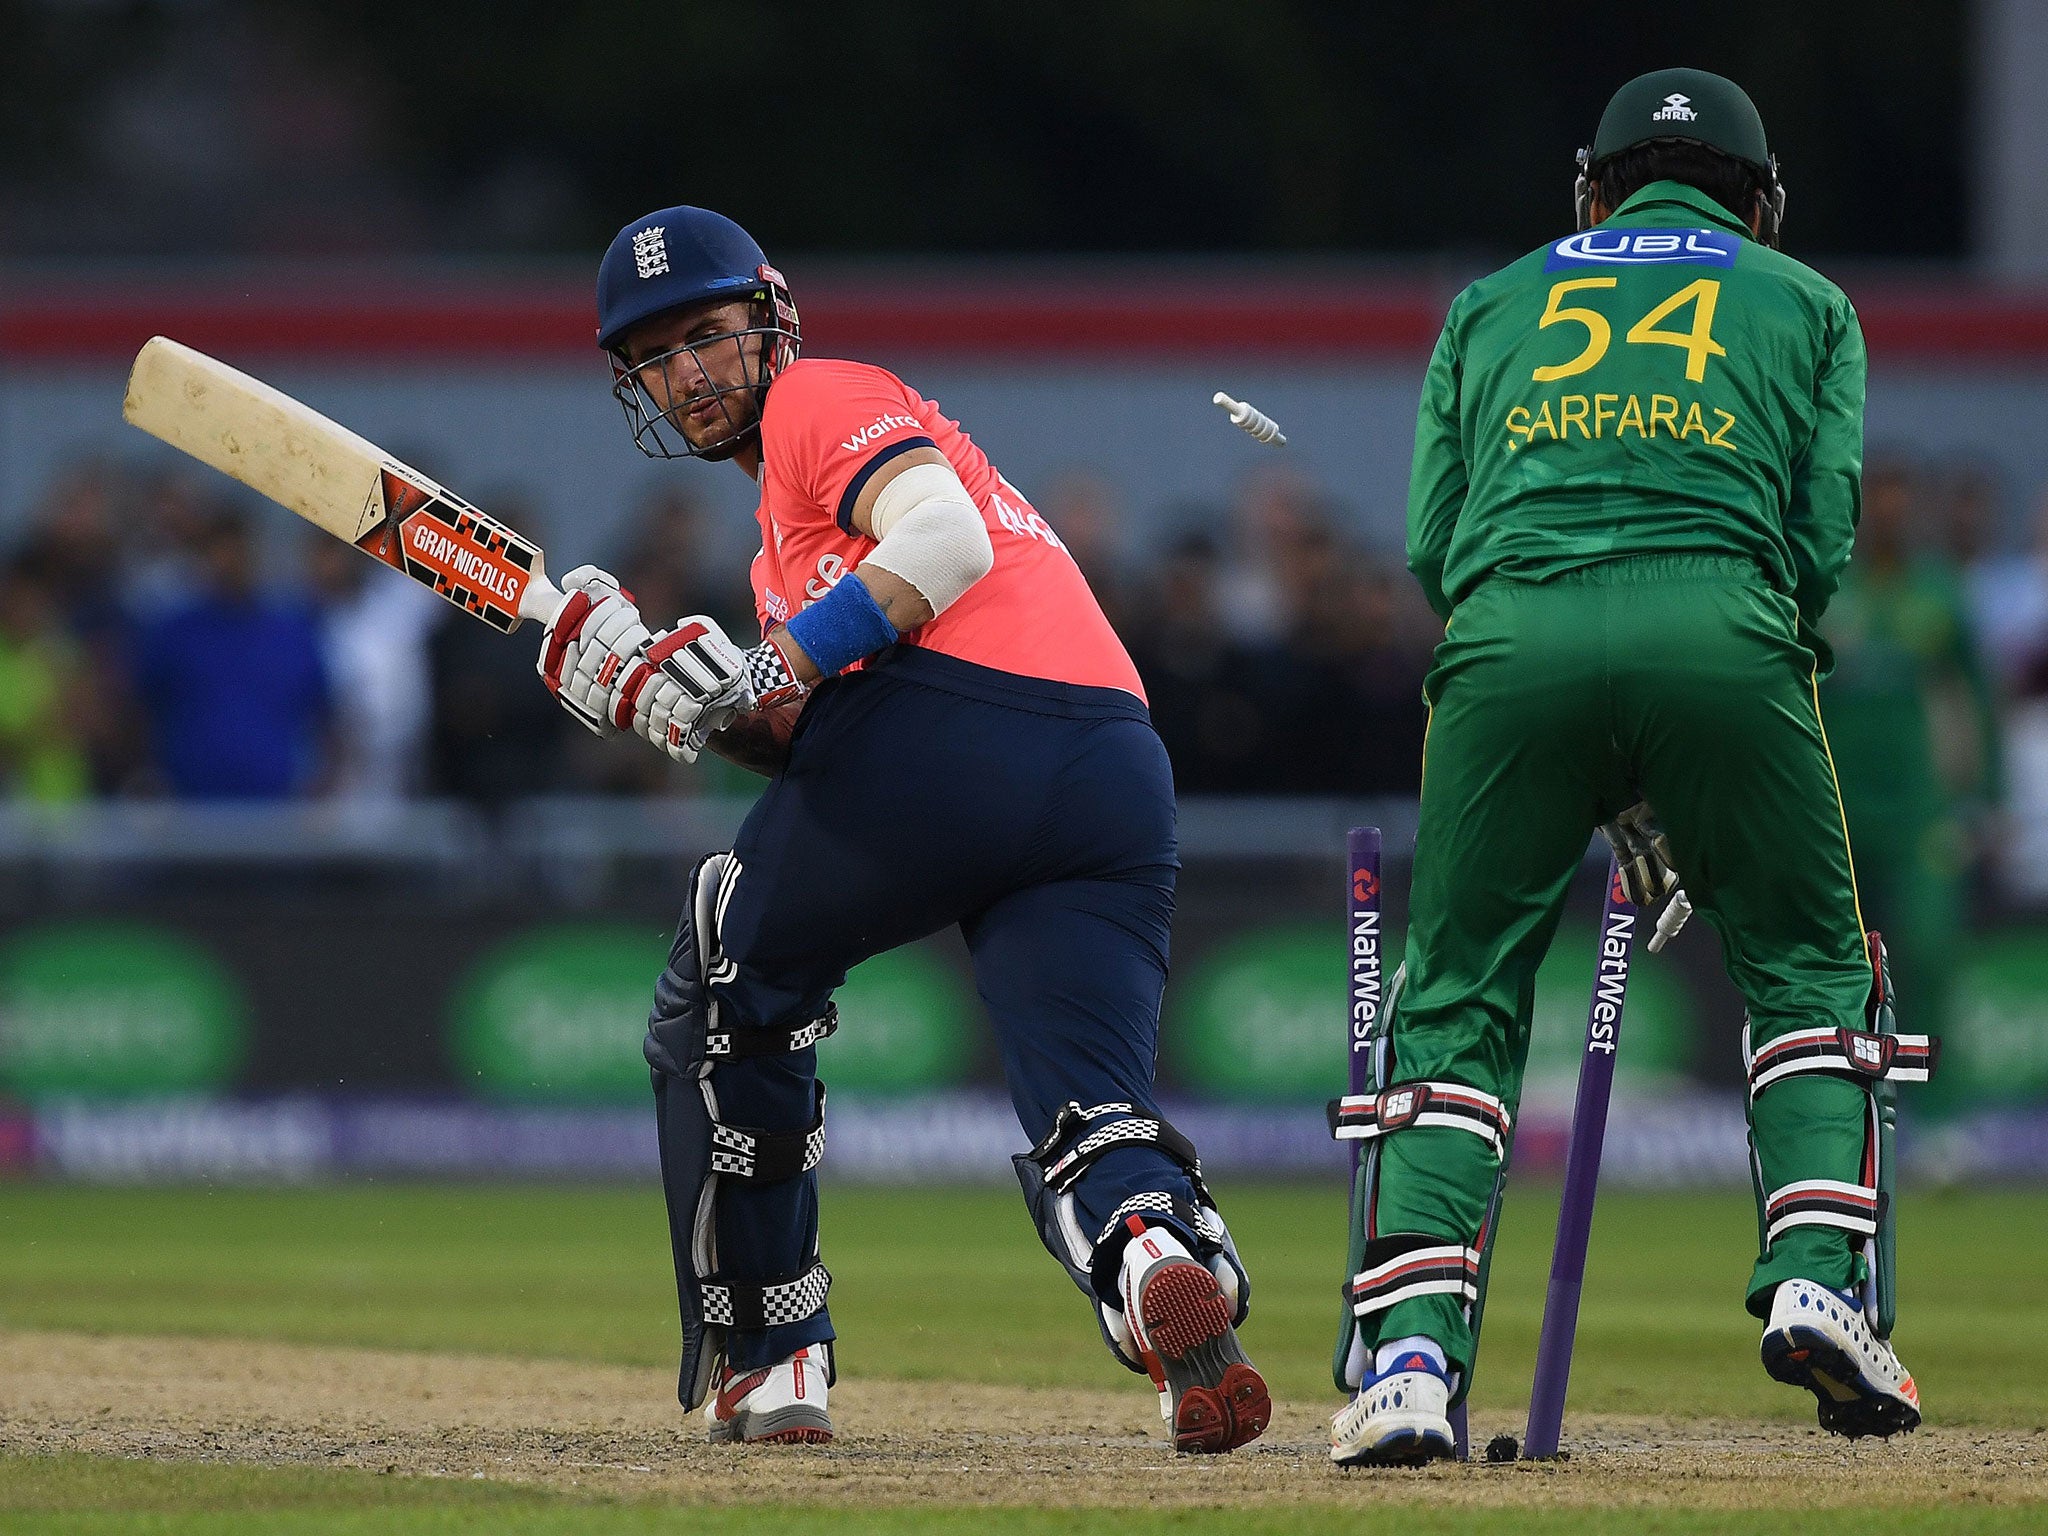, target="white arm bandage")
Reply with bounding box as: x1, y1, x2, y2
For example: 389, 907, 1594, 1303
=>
860, 460, 995, 617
